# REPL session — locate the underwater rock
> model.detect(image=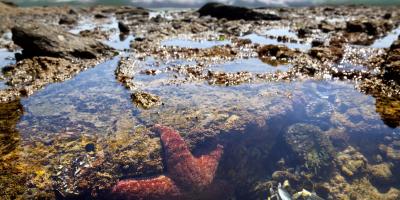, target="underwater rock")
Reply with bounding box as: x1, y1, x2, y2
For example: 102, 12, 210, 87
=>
112, 125, 227, 200
131, 91, 161, 109
335, 146, 368, 177
305, 99, 334, 120
368, 163, 394, 184
379, 144, 400, 161
325, 174, 400, 200
285, 123, 335, 176
11, 23, 113, 59
198, 3, 281, 21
